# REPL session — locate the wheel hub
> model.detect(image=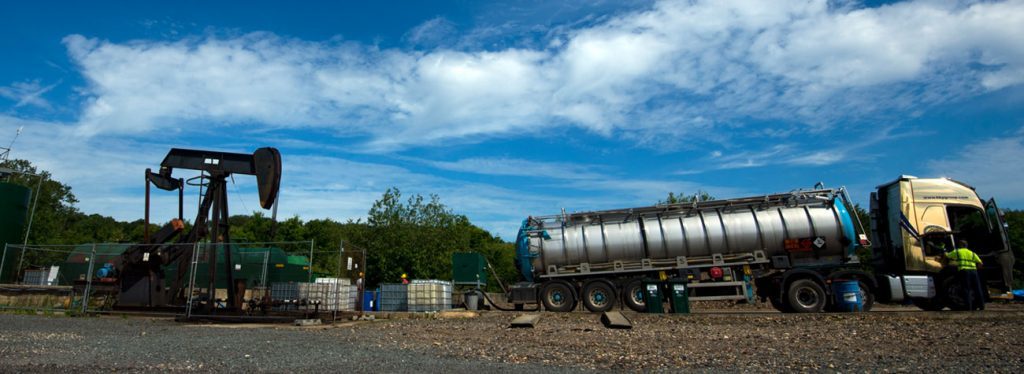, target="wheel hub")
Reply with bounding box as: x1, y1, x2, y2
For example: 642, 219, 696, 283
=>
590, 290, 606, 306
796, 288, 818, 307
